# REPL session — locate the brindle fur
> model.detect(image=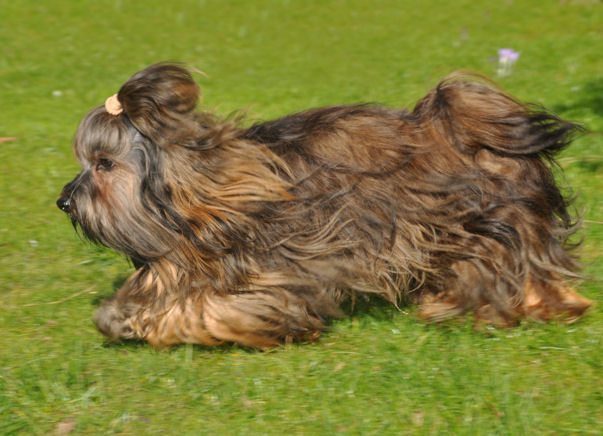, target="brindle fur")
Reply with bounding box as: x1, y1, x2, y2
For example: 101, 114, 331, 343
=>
58, 63, 591, 348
